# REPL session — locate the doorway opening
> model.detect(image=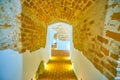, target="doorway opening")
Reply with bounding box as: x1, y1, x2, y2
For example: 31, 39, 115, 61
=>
46, 22, 72, 57
38, 22, 77, 79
